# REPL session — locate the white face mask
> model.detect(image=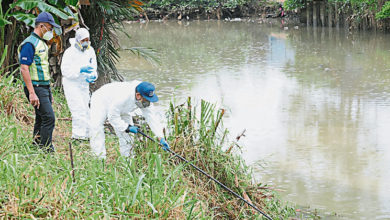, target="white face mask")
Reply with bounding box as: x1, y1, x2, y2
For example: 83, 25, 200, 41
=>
42, 25, 53, 41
